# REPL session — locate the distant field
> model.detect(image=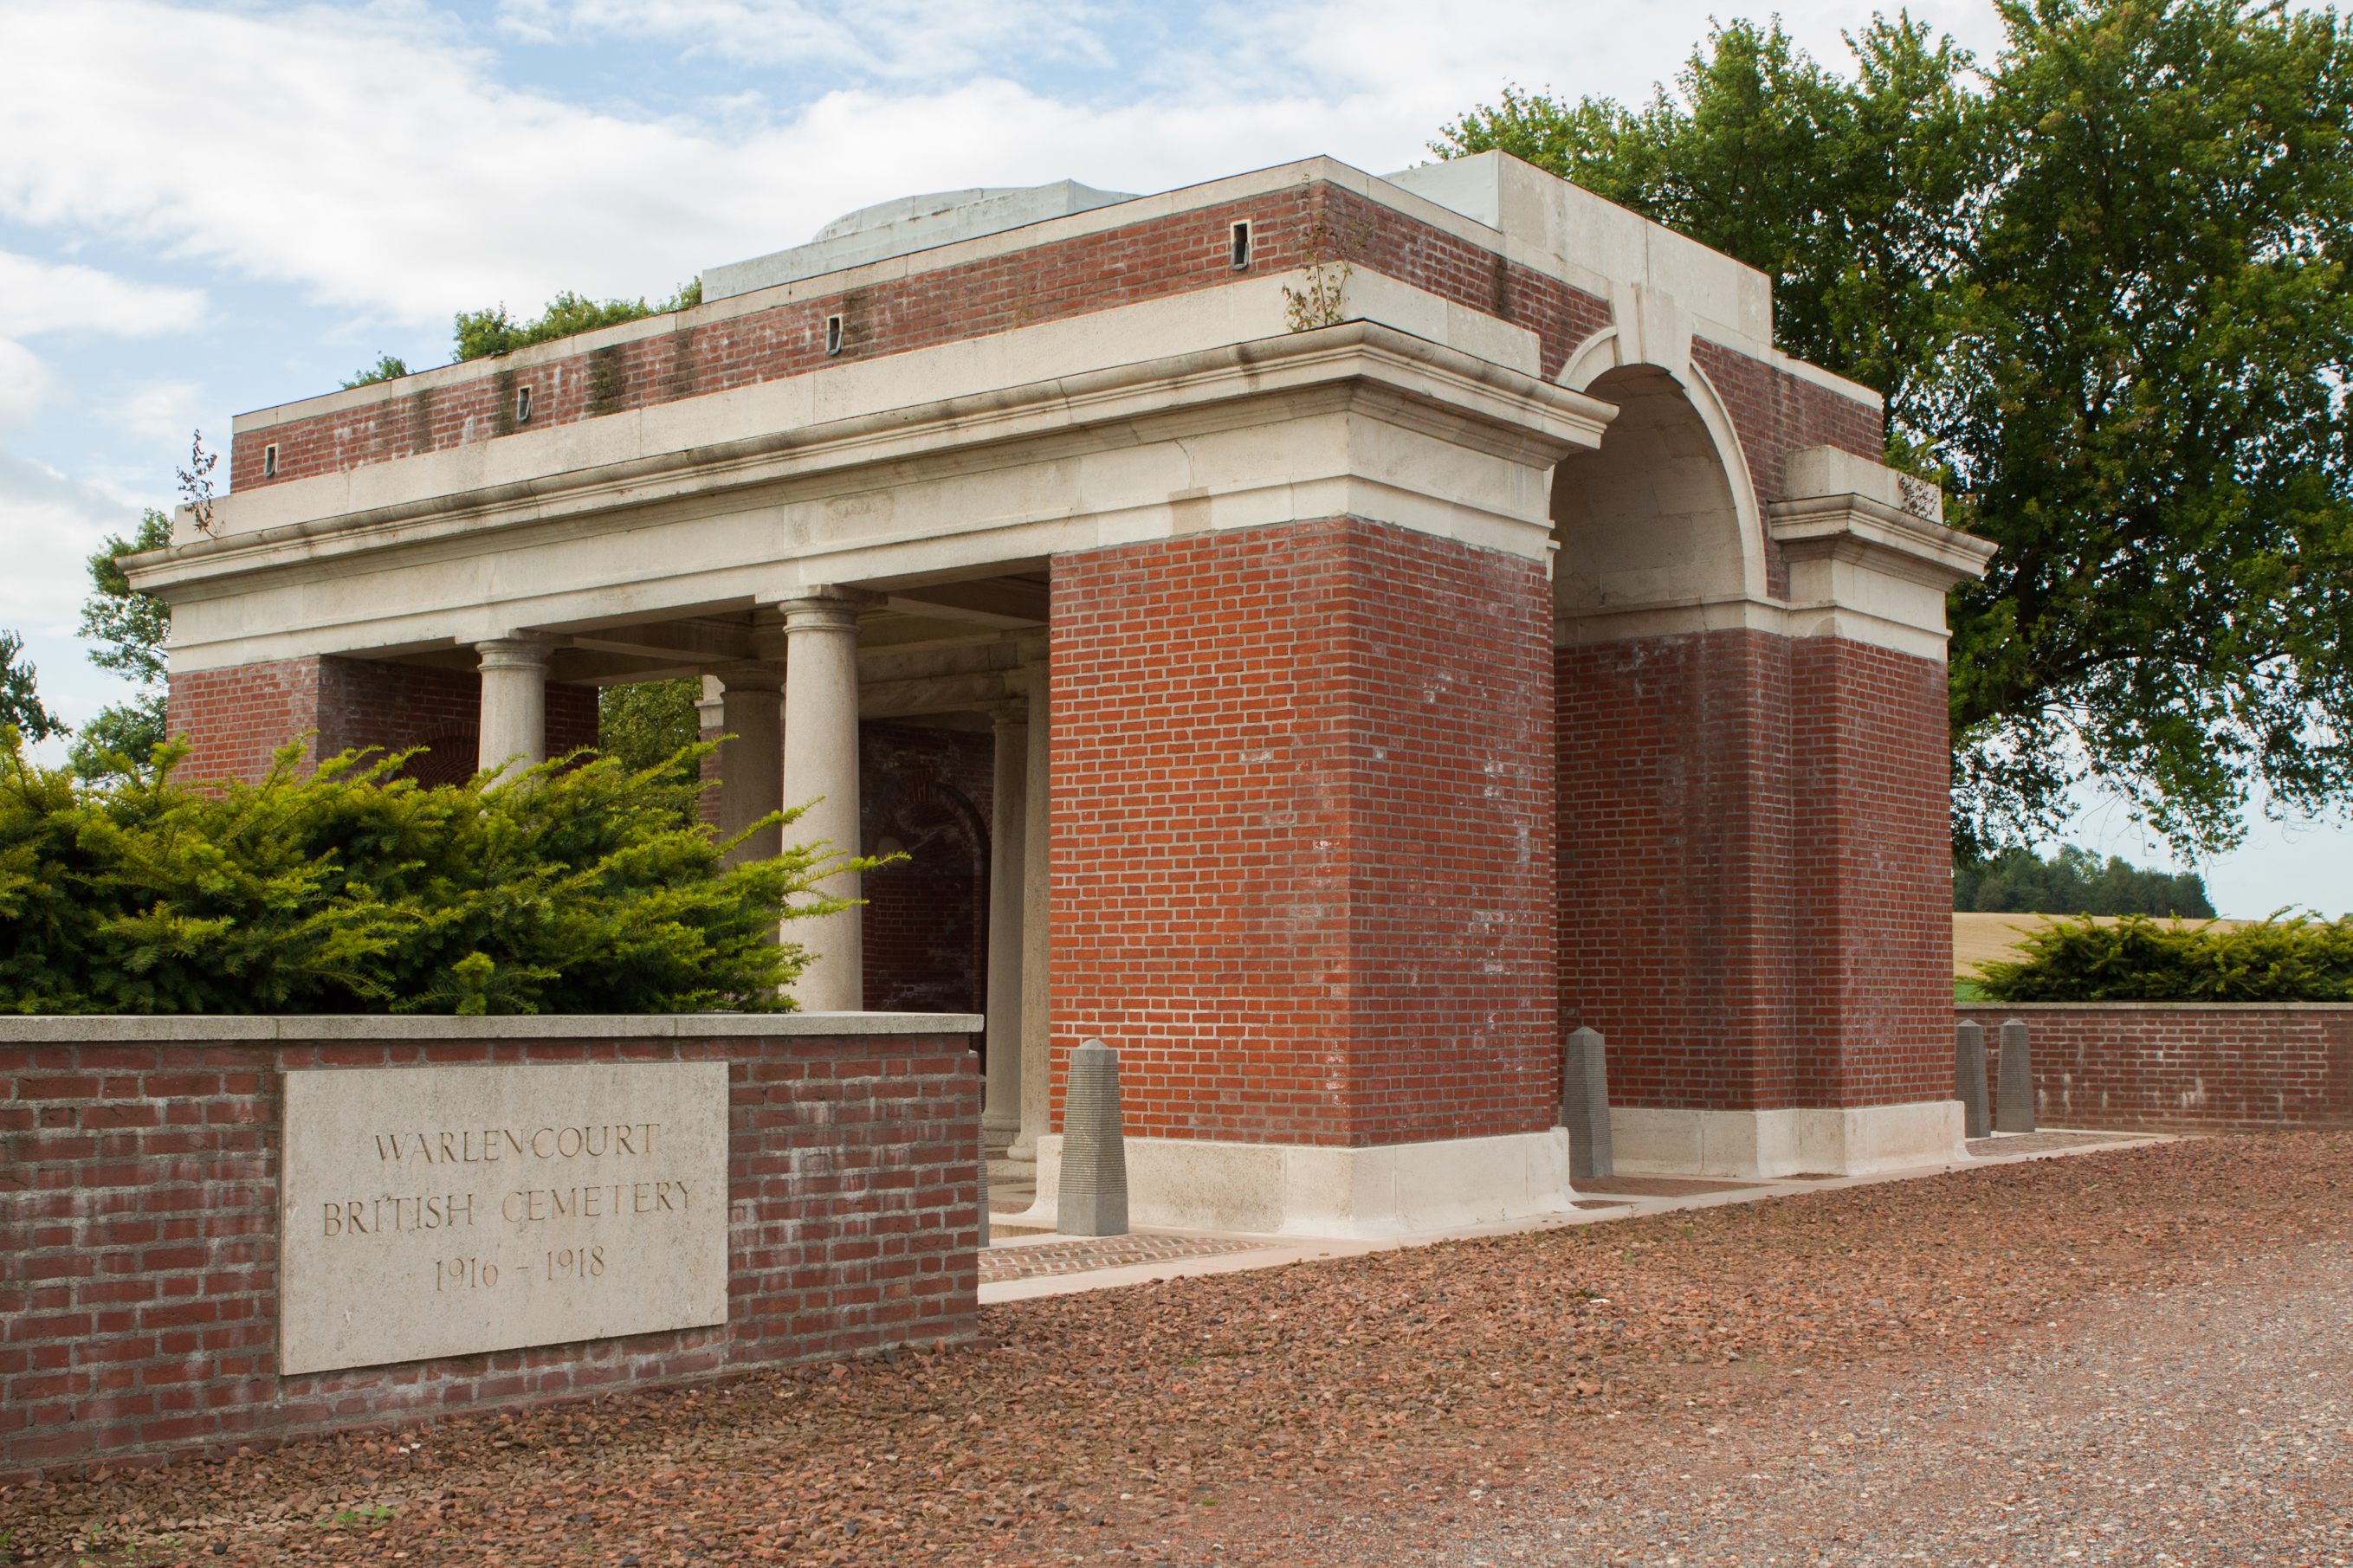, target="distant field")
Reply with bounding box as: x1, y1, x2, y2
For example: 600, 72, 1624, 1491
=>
1951, 912, 2259, 980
